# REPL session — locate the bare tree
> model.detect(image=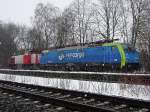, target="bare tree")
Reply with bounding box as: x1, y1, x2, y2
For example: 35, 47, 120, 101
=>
15, 25, 30, 50
120, 0, 130, 43
27, 27, 44, 50
93, 0, 123, 39
136, 0, 150, 71
33, 3, 60, 49
64, 9, 77, 45
55, 16, 69, 47
57, 8, 77, 46
68, 0, 94, 44
129, 0, 148, 47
